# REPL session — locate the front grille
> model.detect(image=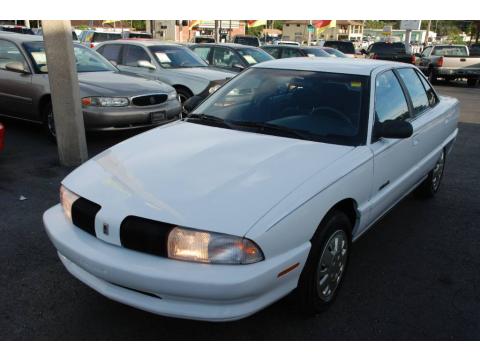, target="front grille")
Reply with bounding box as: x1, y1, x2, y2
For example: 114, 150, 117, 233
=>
120, 216, 174, 257
71, 198, 102, 236
131, 94, 168, 106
